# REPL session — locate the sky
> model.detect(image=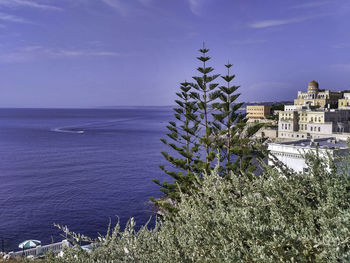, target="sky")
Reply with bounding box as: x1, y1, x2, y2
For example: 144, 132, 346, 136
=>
0, 0, 350, 107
